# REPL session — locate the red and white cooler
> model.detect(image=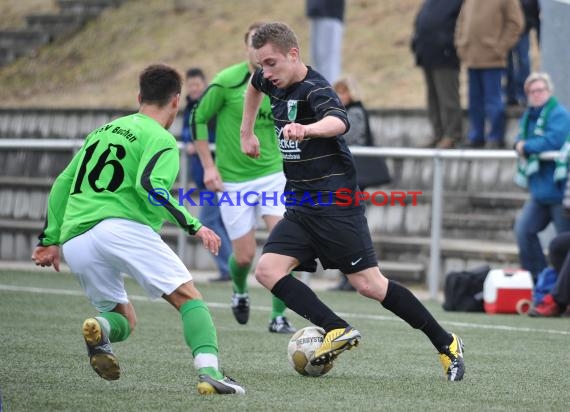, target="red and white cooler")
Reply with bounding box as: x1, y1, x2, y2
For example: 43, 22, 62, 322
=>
483, 268, 534, 314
